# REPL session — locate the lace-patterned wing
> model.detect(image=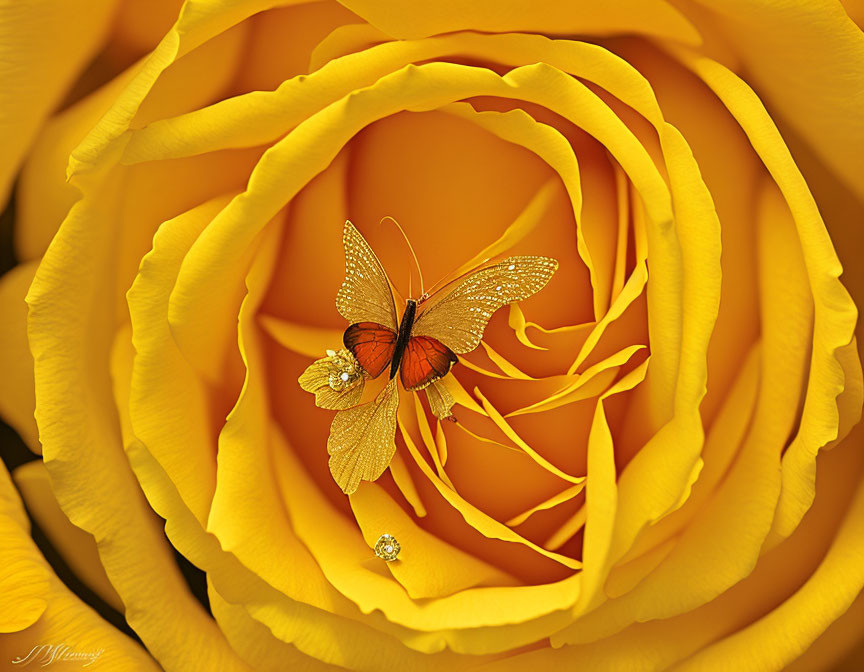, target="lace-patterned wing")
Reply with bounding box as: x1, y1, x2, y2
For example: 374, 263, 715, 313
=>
335, 221, 398, 332
412, 256, 558, 354
425, 379, 456, 420
327, 379, 400, 494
